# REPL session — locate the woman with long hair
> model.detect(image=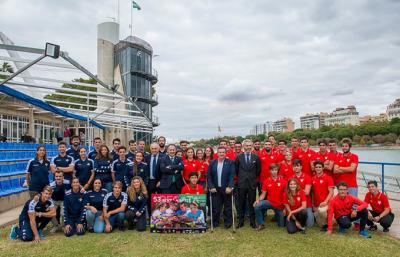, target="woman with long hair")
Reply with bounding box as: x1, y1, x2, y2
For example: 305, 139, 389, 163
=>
195, 149, 207, 188
283, 178, 307, 234
24, 146, 50, 198
94, 144, 113, 191
125, 176, 148, 231
183, 147, 198, 184
84, 178, 108, 233
124, 151, 149, 189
